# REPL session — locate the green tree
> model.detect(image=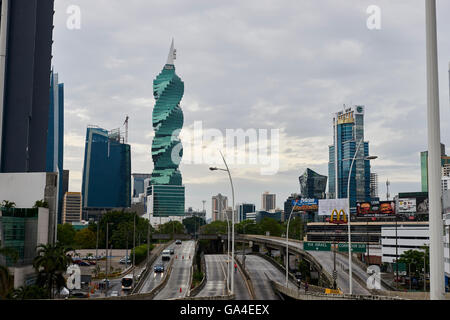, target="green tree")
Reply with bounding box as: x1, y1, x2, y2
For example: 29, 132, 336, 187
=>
9, 285, 48, 300
398, 246, 429, 280
284, 217, 304, 240
0, 247, 18, 299
33, 243, 72, 299
57, 224, 76, 247
33, 199, 48, 208
235, 220, 260, 235
158, 220, 185, 235
0, 200, 16, 209
259, 217, 283, 237
200, 220, 228, 235
182, 216, 206, 234
74, 228, 97, 249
